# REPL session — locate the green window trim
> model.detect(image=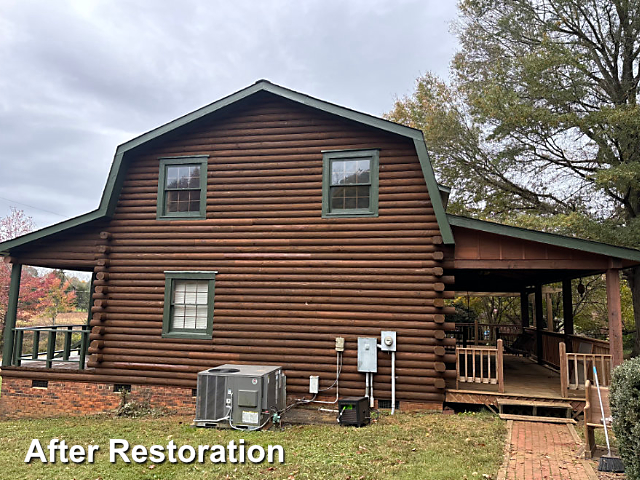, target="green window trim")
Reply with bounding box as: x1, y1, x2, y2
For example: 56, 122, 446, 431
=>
322, 149, 379, 218
162, 271, 216, 339
156, 156, 208, 220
